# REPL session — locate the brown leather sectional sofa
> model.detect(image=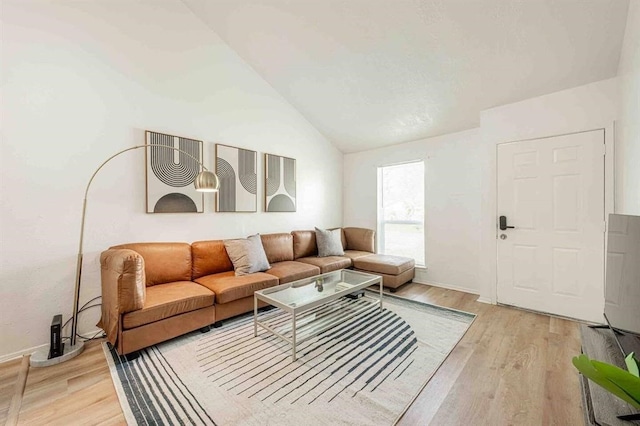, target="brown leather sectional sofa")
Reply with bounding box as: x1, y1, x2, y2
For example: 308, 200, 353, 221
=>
98, 227, 414, 355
